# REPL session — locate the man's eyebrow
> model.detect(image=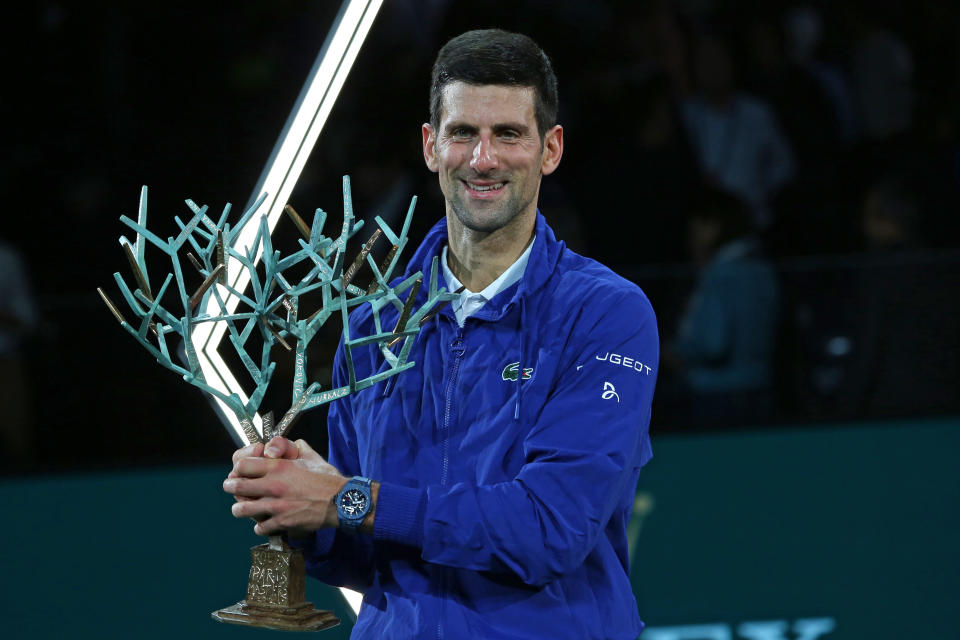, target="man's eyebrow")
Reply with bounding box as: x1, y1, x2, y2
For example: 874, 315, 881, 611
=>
443, 122, 532, 135
492, 122, 531, 135
444, 121, 477, 133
